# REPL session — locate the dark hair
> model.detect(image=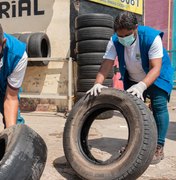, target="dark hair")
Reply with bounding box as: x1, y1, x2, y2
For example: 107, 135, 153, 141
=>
114, 11, 138, 31
0, 24, 3, 45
